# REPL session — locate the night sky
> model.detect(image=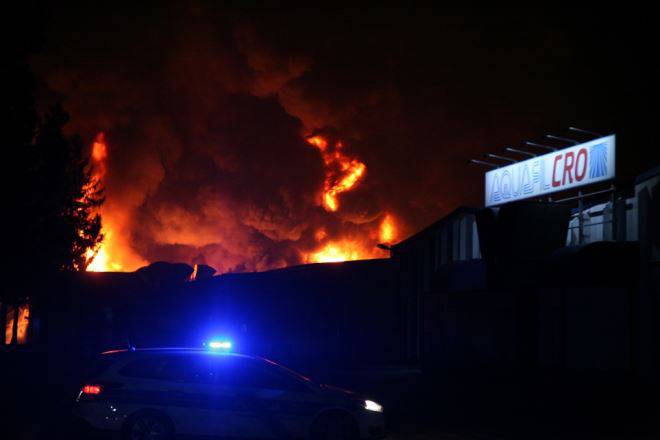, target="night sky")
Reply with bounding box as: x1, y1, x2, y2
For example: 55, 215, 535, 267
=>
8, 4, 660, 272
